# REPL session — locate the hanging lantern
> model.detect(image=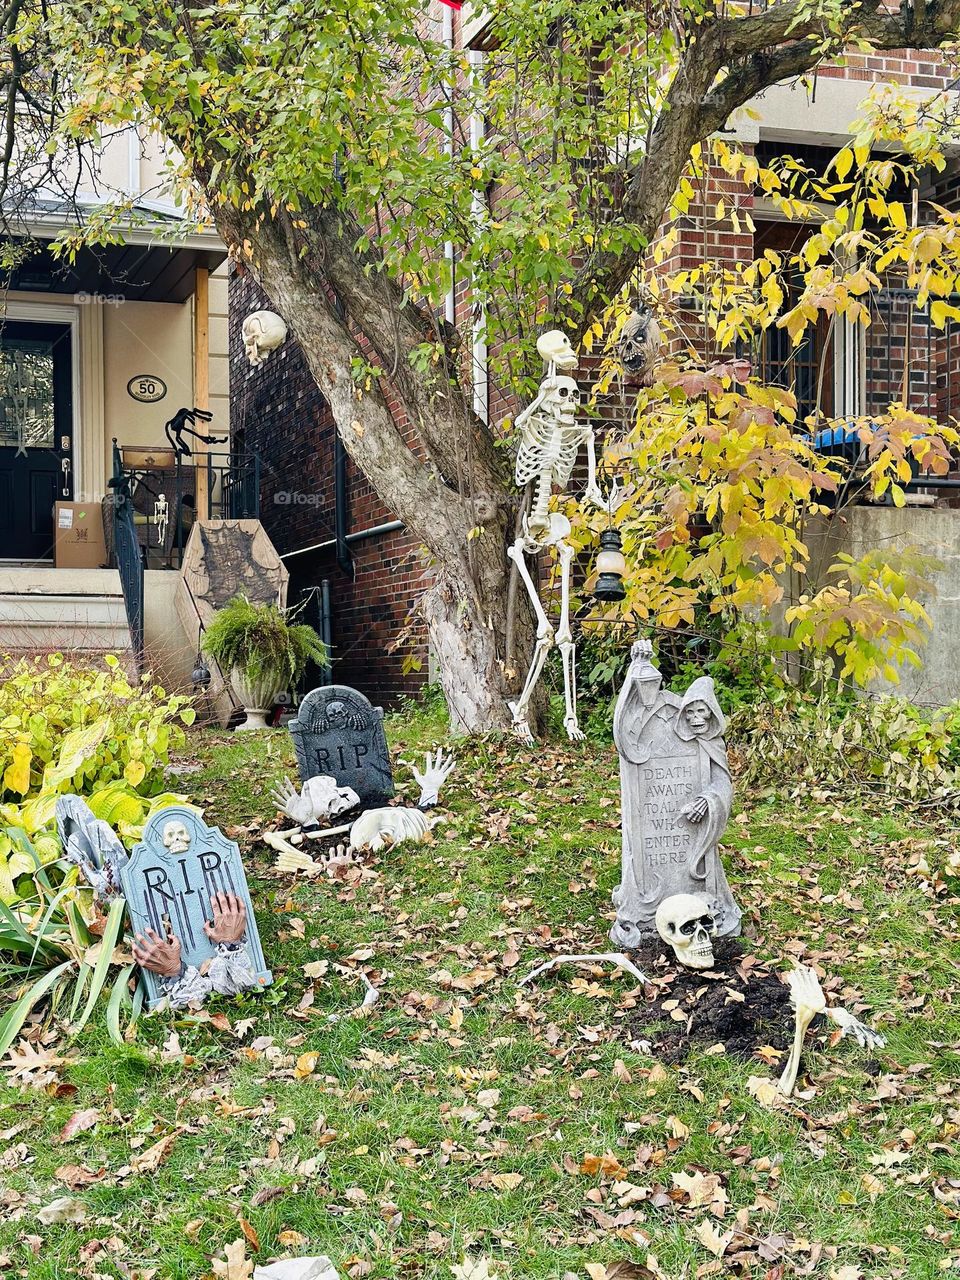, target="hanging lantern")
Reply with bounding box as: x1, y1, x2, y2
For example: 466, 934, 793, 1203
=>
593, 528, 627, 602
192, 657, 211, 689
